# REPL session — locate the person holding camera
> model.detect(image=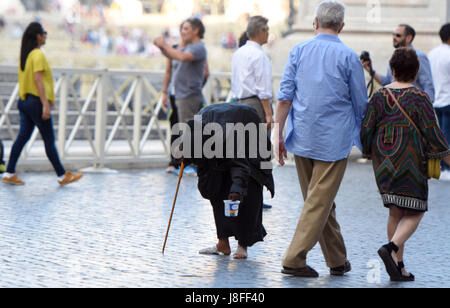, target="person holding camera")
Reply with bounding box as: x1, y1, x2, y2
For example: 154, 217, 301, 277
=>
361, 24, 435, 102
